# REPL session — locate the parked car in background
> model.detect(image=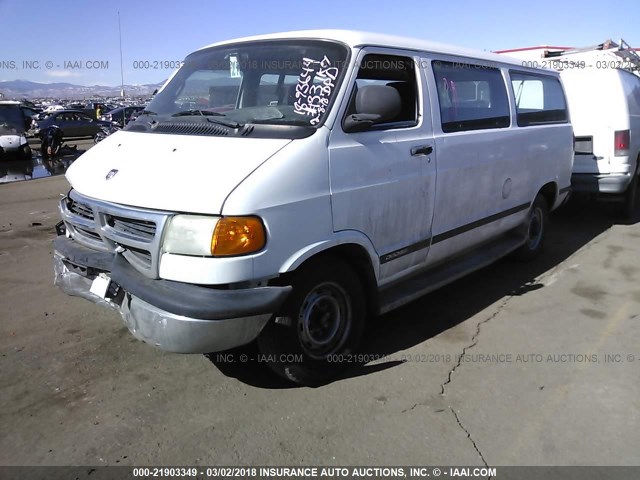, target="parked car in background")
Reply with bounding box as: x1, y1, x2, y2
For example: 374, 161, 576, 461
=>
100, 105, 145, 126
20, 105, 42, 120
34, 110, 112, 140
20, 105, 43, 134
93, 122, 121, 144
0, 101, 32, 161
127, 107, 147, 123
85, 102, 115, 119
42, 105, 64, 113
